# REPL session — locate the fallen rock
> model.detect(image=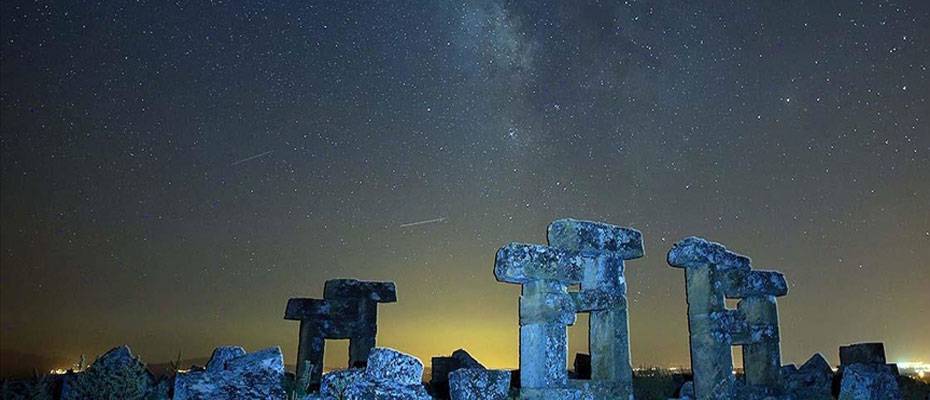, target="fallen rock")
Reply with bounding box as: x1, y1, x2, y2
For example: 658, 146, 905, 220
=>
320, 368, 366, 398
320, 347, 431, 400
173, 346, 287, 400
840, 343, 886, 366
838, 363, 901, 400
449, 368, 510, 400
61, 345, 155, 400
206, 346, 247, 372
431, 349, 487, 398
785, 353, 834, 399
366, 347, 424, 386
